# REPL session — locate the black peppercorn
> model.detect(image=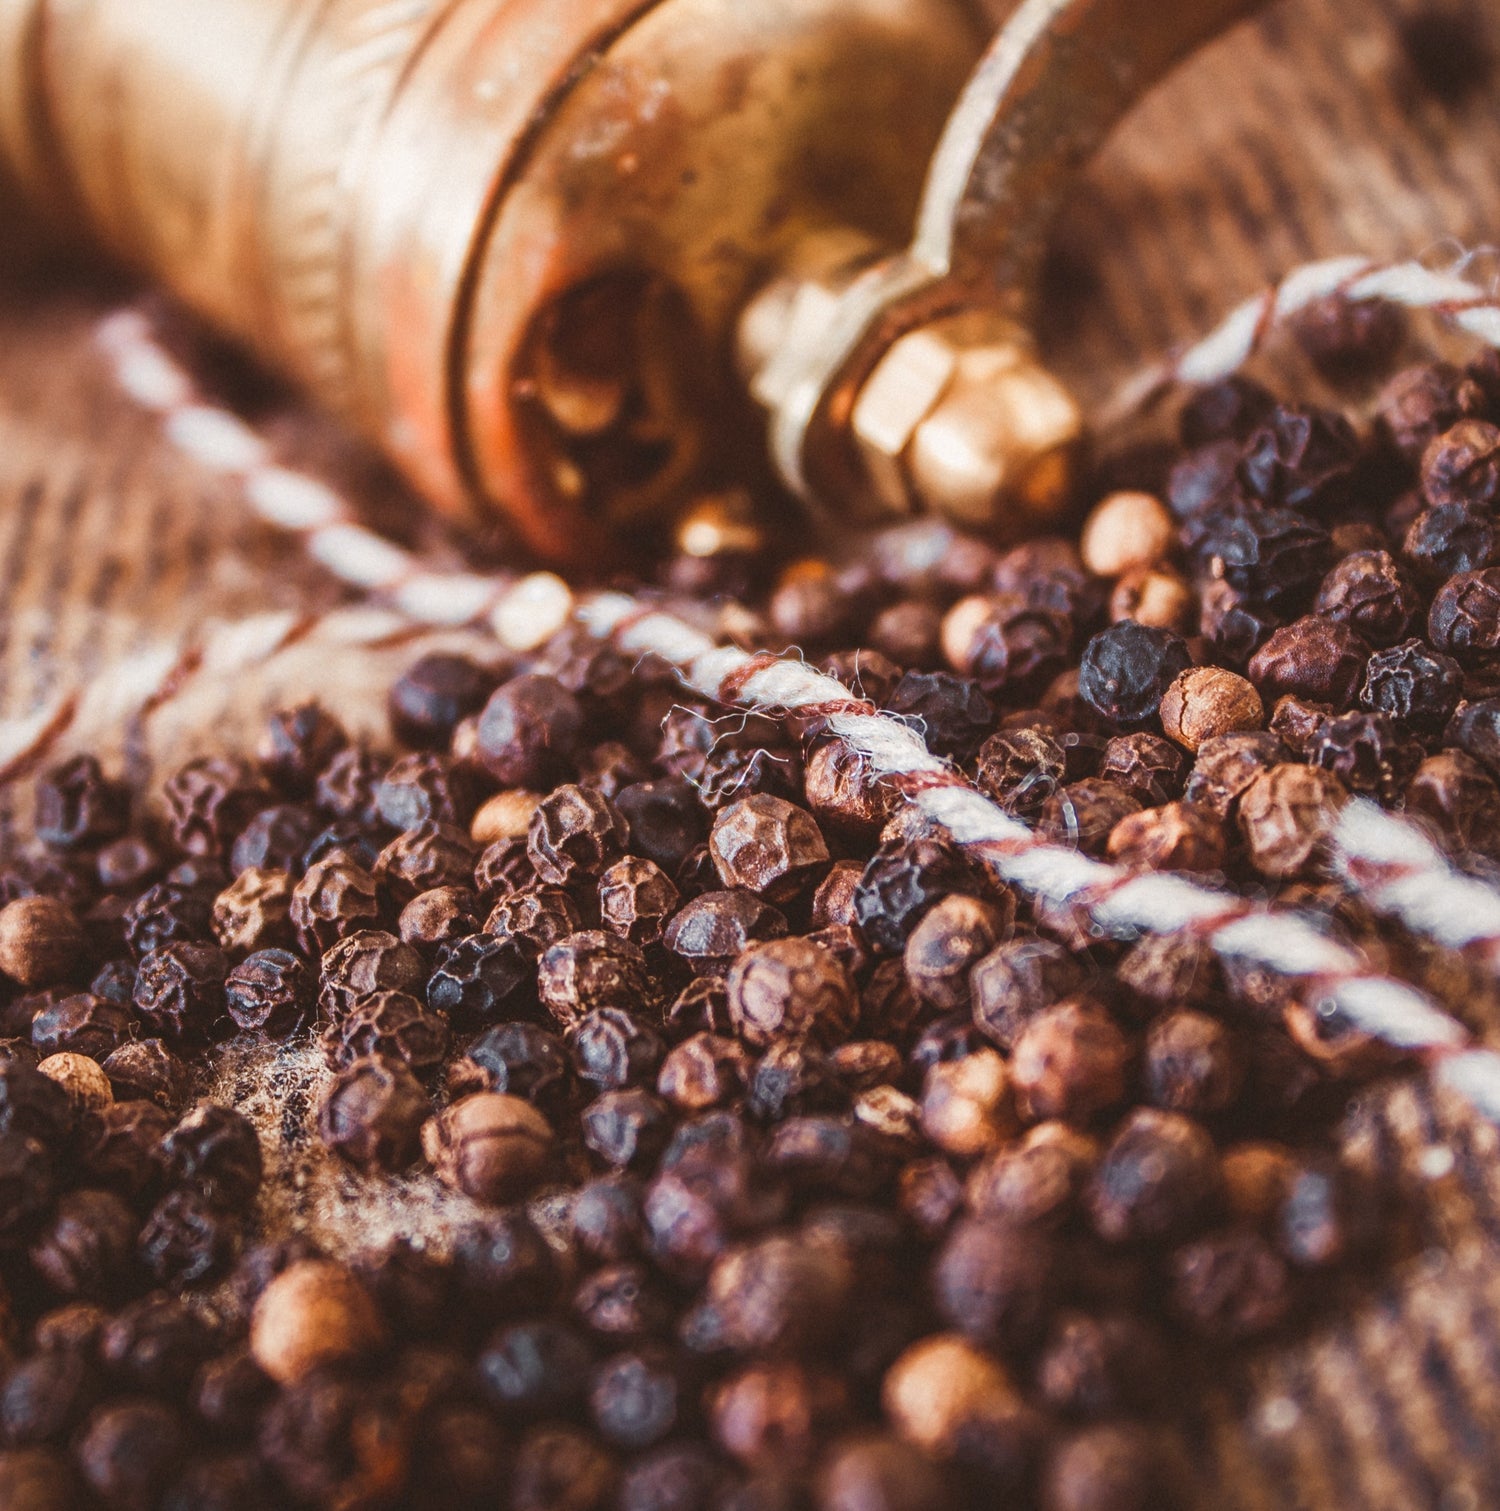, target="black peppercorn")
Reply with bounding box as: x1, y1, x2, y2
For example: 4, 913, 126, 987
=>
476, 674, 584, 787
390, 652, 499, 748
137, 1187, 241, 1287
451, 1022, 572, 1108
224, 949, 315, 1036
1360, 638, 1465, 732
100, 1039, 191, 1112
35, 756, 127, 851
131, 943, 229, 1045
258, 703, 348, 795
321, 990, 450, 1077
1077, 623, 1191, 728
162, 1101, 263, 1208
318, 1054, 429, 1172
